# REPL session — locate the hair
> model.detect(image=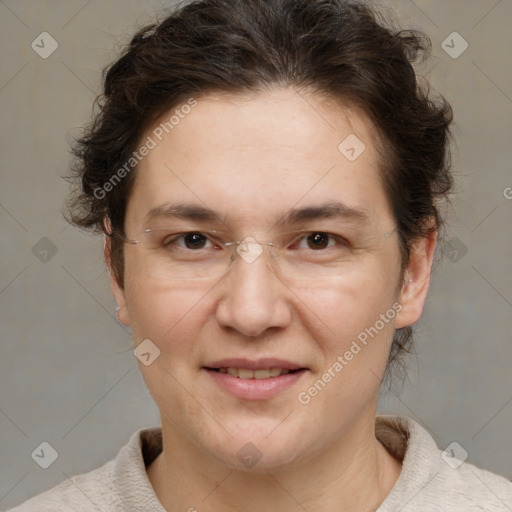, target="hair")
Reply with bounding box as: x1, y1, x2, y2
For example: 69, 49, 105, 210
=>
65, 0, 453, 383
